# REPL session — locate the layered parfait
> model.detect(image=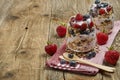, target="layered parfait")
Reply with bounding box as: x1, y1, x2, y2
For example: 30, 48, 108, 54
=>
66, 13, 96, 58
89, 0, 114, 34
